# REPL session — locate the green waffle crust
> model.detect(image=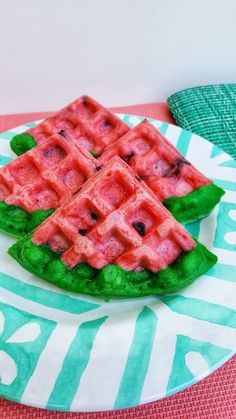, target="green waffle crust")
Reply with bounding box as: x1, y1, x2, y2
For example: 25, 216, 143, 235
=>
8, 234, 217, 300
0, 202, 54, 237
10, 133, 37, 156
163, 183, 225, 224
